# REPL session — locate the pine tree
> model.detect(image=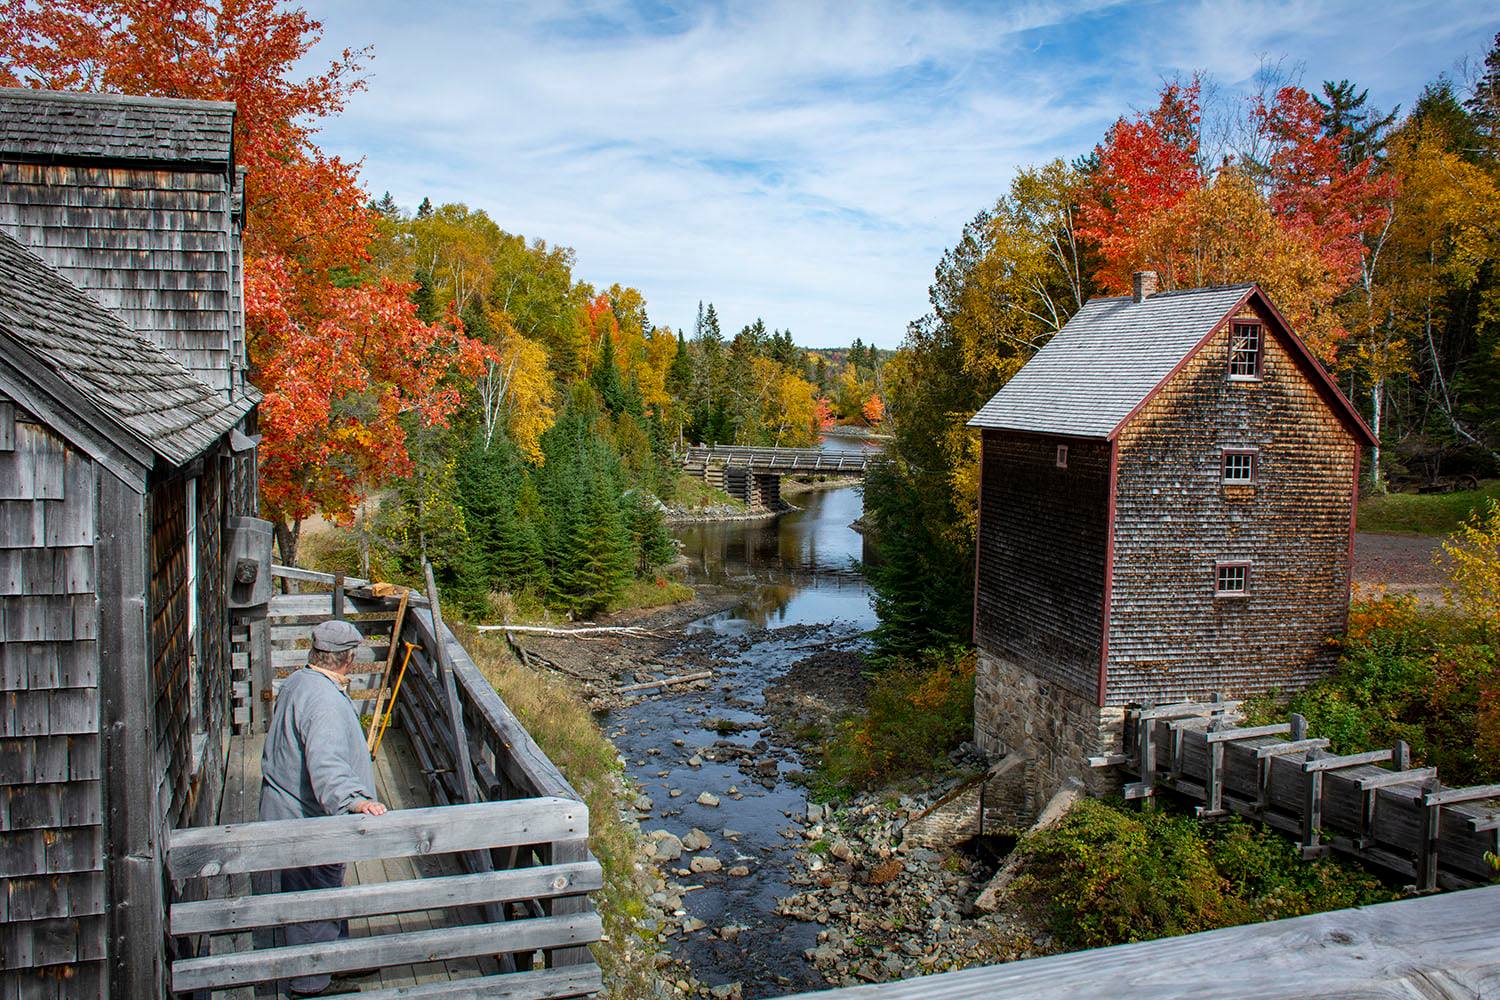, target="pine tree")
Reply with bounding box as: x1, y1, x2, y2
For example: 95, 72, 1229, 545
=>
592, 331, 626, 414
416, 196, 433, 219
411, 269, 440, 323
1315, 80, 1397, 166
1465, 32, 1500, 158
